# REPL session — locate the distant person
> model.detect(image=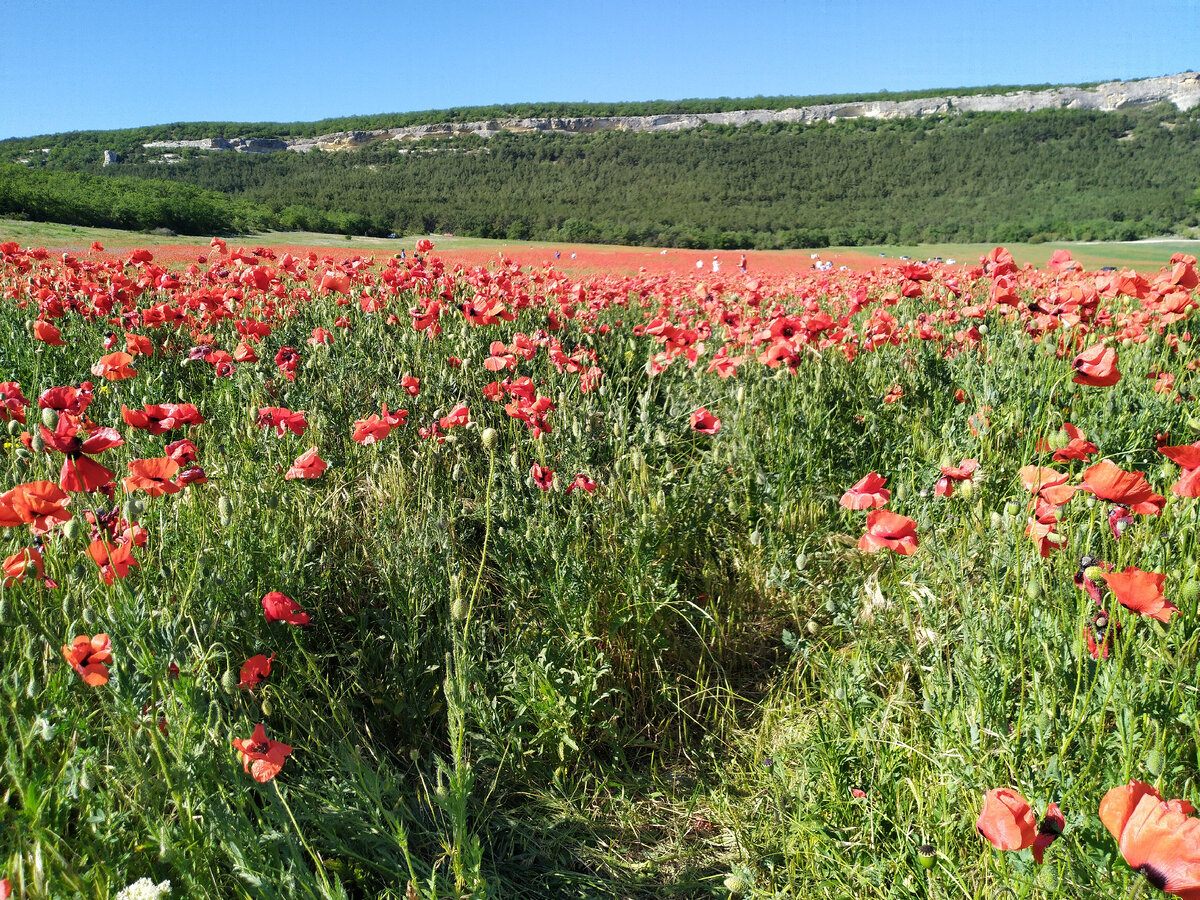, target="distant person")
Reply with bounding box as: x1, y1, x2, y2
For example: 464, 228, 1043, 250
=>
399, 249, 406, 259
738, 253, 747, 273
696, 259, 704, 270
571, 252, 577, 259
555, 250, 560, 259
712, 256, 720, 273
